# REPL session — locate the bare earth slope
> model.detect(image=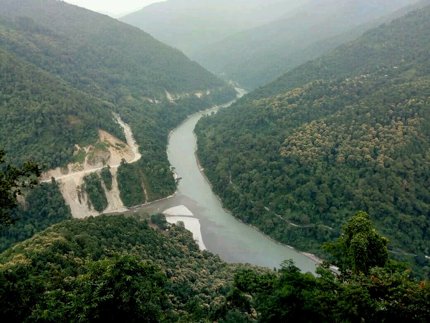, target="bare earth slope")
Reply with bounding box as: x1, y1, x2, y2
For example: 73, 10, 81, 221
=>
41, 115, 141, 218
